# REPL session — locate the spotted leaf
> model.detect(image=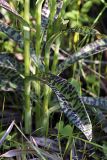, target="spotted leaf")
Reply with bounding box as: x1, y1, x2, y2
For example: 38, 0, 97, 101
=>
27, 72, 92, 141
0, 0, 29, 26
58, 37, 107, 73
